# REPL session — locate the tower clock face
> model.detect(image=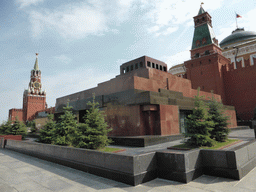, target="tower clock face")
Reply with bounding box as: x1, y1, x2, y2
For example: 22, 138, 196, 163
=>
33, 81, 40, 88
